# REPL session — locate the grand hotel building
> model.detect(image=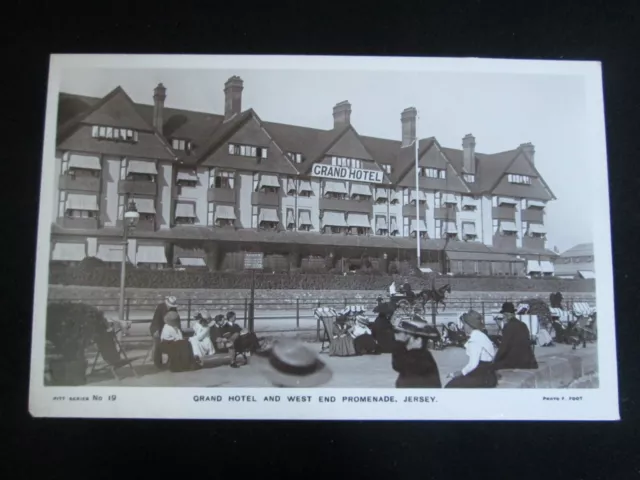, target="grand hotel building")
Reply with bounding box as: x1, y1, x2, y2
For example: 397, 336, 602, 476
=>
49, 76, 557, 276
